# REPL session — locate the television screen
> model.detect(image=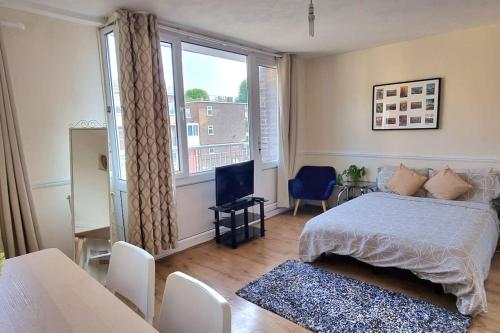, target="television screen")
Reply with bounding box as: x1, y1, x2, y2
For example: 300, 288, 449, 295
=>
215, 160, 254, 206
